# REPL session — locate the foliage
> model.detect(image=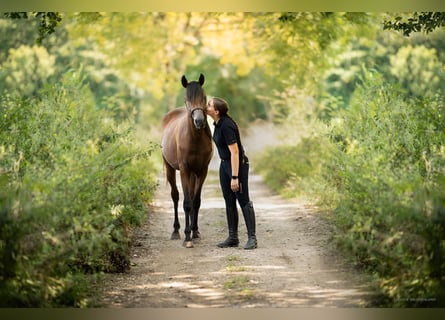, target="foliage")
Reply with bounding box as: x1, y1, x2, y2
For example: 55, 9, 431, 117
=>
198, 57, 270, 123
0, 44, 55, 97
256, 66, 445, 306
255, 136, 330, 199
320, 37, 387, 118
0, 71, 158, 306
4, 12, 63, 44
384, 12, 445, 36
389, 44, 444, 99
64, 13, 275, 126
2, 11, 445, 307
322, 72, 445, 306
0, 15, 40, 62
319, 17, 445, 120
253, 79, 337, 202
